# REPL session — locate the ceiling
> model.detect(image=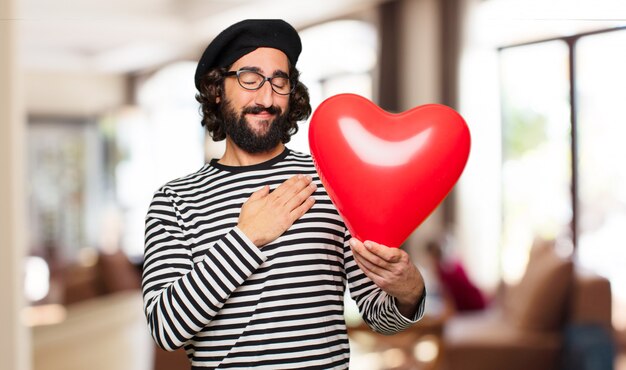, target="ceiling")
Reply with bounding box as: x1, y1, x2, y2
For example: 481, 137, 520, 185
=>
18, 0, 390, 74
18, 0, 626, 75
